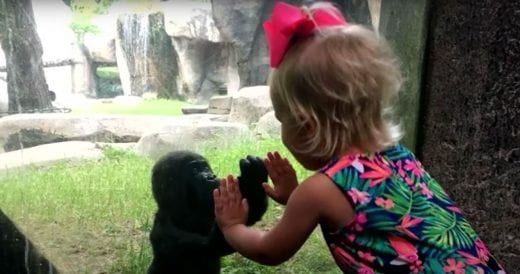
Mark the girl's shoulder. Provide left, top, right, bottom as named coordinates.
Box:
left=320, top=143, right=418, bottom=177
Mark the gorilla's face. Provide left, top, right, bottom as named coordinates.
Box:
left=185, top=158, right=219, bottom=214
left=188, top=159, right=218, bottom=186
left=151, top=151, right=219, bottom=214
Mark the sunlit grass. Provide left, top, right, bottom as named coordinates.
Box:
left=71, top=98, right=195, bottom=116
left=0, top=138, right=340, bottom=273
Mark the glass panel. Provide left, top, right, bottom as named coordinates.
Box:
left=0, top=1, right=429, bottom=273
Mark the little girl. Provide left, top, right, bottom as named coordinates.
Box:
left=213, top=2, right=506, bottom=273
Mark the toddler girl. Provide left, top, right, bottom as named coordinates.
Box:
left=213, top=2, right=506, bottom=273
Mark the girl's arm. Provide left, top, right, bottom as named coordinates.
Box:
left=214, top=173, right=343, bottom=265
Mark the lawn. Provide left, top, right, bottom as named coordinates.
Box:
left=0, top=138, right=340, bottom=273
left=71, top=98, right=196, bottom=116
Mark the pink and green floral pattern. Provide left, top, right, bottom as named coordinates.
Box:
left=320, top=144, right=505, bottom=274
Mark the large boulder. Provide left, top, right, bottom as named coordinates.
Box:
left=255, top=111, right=280, bottom=139
left=228, top=86, right=273, bottom=125
left=0, top=113, right=226, bottom=152
left=135, top=121, right=252, bottom=160
left=208, top=95, right=232, bottom=114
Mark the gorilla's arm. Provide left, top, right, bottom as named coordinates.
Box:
left=237, top=155, right=268, bottom=225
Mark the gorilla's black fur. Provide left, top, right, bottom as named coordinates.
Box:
left=0, top=209, right=59, bottom=274
left=147, top=151, right=268, bottom=274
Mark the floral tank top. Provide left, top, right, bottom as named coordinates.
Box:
left=319, top=144, right=506, bottom=274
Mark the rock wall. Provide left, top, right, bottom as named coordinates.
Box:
left=418, top=0, right=520, bottom=270
left=116, top=12, right=180, bottom=99
left=173, top=37, right=230, bottom=103
left=210, top=0, right=380, bottom=90
left=211, top=0, right=277, bottom=89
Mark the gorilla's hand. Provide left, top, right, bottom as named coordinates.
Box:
left=237, top=155, right=268, bottom=225
left=209, top=156, right=268, bottom=257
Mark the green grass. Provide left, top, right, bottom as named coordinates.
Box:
left=96, top=66, right=120, bottom=80
left=0, top=139, right=340, bottom=274
left=72, top=98, right=195, bottom=116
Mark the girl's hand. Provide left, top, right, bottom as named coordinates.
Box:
left=213, top=175, right=249, bottom=232
left=263, top=151, right=298, bottom=205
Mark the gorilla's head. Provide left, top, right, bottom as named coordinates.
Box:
left=151, top=151, right=218, bottom=211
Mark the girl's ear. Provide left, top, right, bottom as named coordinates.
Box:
left=298, top=115, right=316, bottom=134
left=302, top=123, right=314, bottom=135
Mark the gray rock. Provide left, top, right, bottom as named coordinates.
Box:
left=208, top=95, right=232, bottom=114
left=135, top=121, right=252, bottom=160
left=95, top=142, right=137, bottom=151
left=181, top=105, right=208, bottom=115
left=228, top=86, right=273, bottom=125
left=173, top=37, right=230, bottom=103
left=210, top=0, right=376, bottom=89
left=161, top=2, right=221, bottom=42
left=116, top=12, right=181, bottom=99
left=211, top=0, right=275, bottom=88
left=255, top=111, right=280, bottom=139
left=0, top=113, right=224, bottom=152
left=0, top=141, right=103, bottom=171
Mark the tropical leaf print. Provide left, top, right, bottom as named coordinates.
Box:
left=380, top=144, right=409, bottom=161
left=353, top=233, right=397, bottom=260
left=409, top=190, right=433, bottom=217
left=359, top=157, right=392, bottom=187
left=423, top=174, right=453, bottom=205
left=319, top=144, right=505, bottom=274
left=383, top=177, right=413, bottom=216
left=331, top=166, right=359, bottom=189
left=418, top=244, right=451, bottom=260
left=422, top=203, right=477, bottom=249
left=422, top=259, right=446, bottom=273
left=325, top=155, right=356, bottom=177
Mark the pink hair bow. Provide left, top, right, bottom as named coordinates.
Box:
left=263, top=1, right=347, bottom=68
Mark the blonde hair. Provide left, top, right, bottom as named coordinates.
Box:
left=269, top=3, right=403, bottom=160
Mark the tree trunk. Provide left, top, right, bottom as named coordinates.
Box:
left=0, top=0, right=51, bottom=113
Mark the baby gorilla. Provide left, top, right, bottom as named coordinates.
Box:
left=147, top=151, right=268, bottom=274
